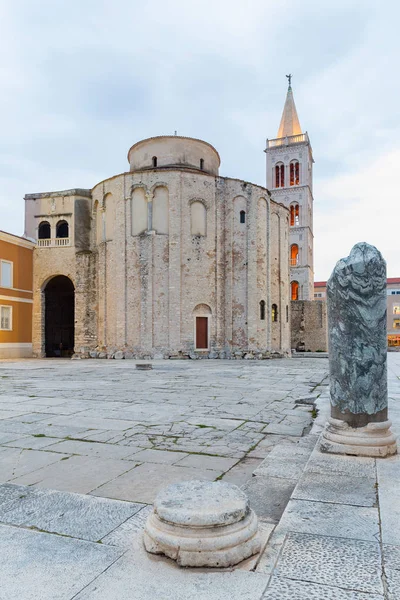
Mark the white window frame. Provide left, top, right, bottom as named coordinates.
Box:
left=0, top=305, right=12, bottom=331
left=0, top=260, right=13, bottom=288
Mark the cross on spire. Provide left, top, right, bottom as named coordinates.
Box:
left=286, top=73, right=292, bottom=88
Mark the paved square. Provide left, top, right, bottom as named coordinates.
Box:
left=0, top=358, right=328, bottom=502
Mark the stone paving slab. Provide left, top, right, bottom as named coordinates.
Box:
left=0, top=447, right=70, bottom=482
left=292, top=471, right=377, bottom=507
left=278, top=498, right=380, bottom=541
left=91, top=462, right=221, bottom=503
left=0, top=523, right=123, bottom=600
left=242, top=476, right=297, bottom=523
left=262, top=577, right=384, bottom=600
left=0, top=484, right=145, bottom=542
left=12, top=455, right=139, bottom=494
left=73, top=548, right=269, bottom=600
left=274, top=532, right=383, bottom=594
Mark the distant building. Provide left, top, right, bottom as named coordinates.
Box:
left=313, top=279, right=400, bottom=348
left=387, top=278, right=400, bottom=348
left=0, top=230, right=34, bottom=358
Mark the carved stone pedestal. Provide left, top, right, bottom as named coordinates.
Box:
left=143, top=480, right=260, bottom=568
left=320, top=418, right=397, bottom=458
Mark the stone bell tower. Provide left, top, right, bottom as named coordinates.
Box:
left=265, top=76, right=315, bottom=301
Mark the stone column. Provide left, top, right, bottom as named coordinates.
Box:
left=320, top=242, right=397, bottom=457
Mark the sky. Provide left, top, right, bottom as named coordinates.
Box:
left=1, top=0, right=399, bottom=280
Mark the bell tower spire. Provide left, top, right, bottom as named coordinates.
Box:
left=277, top=75, right=302, bottom=138
left=265, top=77, right=315, bottom=302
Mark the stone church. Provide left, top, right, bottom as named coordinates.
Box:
left=24, top=83, right=315, bottom=359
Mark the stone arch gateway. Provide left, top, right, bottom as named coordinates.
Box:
left=44, top=275, right=75, bottom=357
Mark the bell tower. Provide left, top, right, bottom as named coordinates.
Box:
left=265, top=76, right=314, bottom=301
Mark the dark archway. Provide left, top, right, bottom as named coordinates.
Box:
left=44, top=276, right=75, bottom=357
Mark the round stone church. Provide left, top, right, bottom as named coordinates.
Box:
left=25, top=134, right=291, bottom=359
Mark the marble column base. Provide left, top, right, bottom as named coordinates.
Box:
left=143, top=508, right=260, bottom=567
left=143, top=480, right=260, bottom=568
left=319, top=417, right=397, bottom=458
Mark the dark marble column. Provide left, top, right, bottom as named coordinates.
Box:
left=320, top=243, right=397, bottom=457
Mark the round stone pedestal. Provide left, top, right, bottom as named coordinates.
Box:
left=320, top=418, right=397, bottom=457
left=143, top=480, right=260, bottom=567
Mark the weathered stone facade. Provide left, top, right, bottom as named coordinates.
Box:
left=290, top=300, right=328, bottom=353
left=25, top=136, right=290, bottom=358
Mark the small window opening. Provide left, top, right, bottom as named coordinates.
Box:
left=290, top=244, right=299, bottom=266
left=275, top=163, right=285, bottom=188
left=240, top=210, right=246, bottom=224
left=152, top=156, right=157, bottom=167
left=290, top=204, right=300, bottom=226
left=291, top=281, right=299, bottom=301
left=260, top=300, right=266, bottom=320
left=56, top=220, right=69, bottom=238
left=286, top=305, right=289, bottom=322
left=272, top=303, right=278, bottom=322
left=38, top=221, right=51, bottom=239
left=290, top=161, right=300, bottom=186
left=200, top=158, right=204, bottom=170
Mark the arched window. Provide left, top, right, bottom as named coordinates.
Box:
left=291, top=281, right=299, bottom=301
left=191, top=201, right=207, bottom=236
left=152, top=156, right=157, bottom=167
left=290, top=204, right=300, bottom=226
left=38, top=221, right=51, bottom=239
left=200, top=158, right=204, bottom=170
left=260, top=300, right=266, bottom=320
left=153, top=186, right=169, bottom=234
left=275, top=163, right=285, bottom=188
left=56, top=220, right=69, bottom=238
left=271, top=303, right=278, bottom=322
left=240, top=210, right=246, bottom=224
left=290, top=161, right=300, bottom=186
left=290, top=244, right=299, bottom=266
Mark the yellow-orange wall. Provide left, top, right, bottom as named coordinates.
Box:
left=0, top=232, right=34, bottom=354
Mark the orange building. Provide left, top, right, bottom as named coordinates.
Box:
left=0, top=230, right=34, bottom=358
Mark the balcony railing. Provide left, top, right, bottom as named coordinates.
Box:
left=37, top=238, right=70, bottom=247
left=267, top=133, right=309, bottom=148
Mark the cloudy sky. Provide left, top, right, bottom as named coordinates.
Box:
left=1, top=0, right=399, bottom=280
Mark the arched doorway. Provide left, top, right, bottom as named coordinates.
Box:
left=44, top=276, right=75, bottom=357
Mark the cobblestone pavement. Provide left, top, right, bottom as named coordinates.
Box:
left=0, top=358, right=328, bottom=503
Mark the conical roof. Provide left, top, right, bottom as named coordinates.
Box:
left=277, top=85, right=302, bottom=138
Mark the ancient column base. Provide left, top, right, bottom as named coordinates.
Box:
left=143, top=480, right=260, bottom=568
left=319, top=417, right=397, bottom=458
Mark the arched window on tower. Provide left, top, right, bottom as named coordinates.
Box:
left=275, top=163, right=285, bottom=188
left=271, top=303, right=278, bottom=322
left=240, top=210, right=246, bottom=224
left=38, top=221, right=51, bottom=240
left=291, top=281, right=299, bottom=301
left=290, top=204, right=300, bottom=226
left=56, top=220, right=69, bottom=238
left=200, top=158, right=204, bottom=170
left=290, top=244, right=299, bottom=266
left=290, top=161, right=300, bottom=186
left=152, top=156, right=157, bottom=167
left=260, top=300, right=266, bottom=320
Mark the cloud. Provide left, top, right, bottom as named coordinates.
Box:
left=0, top=0, right=399, bottom=277
left=314, top=148, right=400, bottom=279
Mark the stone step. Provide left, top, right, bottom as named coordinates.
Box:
left=241, top=435, right=318, bottom=527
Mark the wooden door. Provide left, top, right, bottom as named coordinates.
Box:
left=196, top=317, right=208, bottom=349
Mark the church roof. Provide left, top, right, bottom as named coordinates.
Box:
left=277, top=85, right=302, bottom=139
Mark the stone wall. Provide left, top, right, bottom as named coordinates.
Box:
left=290, top=299, right=328, bottom=352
